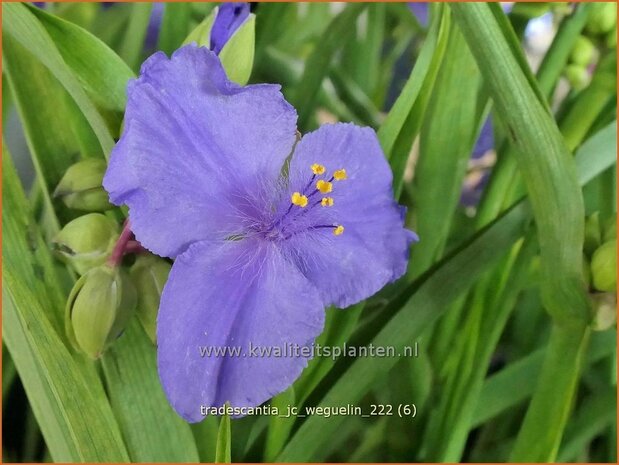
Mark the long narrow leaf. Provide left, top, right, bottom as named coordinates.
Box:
left=3, top=151, right=129, bottom=462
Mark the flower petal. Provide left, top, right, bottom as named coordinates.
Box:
left=103, top=45, right=297, bottom=258
left=157, top=239, right=324, bottom=422
left=285, top=123, right=416, bottom=308
left=210, top=3, right=251, bottom=54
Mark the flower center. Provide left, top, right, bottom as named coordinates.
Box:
left=262, top=163, right=347, bottom=241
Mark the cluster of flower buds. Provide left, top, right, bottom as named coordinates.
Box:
left=565, top=3, right=616, bottom=90
left=583, top=212, right=616, bottom=331
left=54, top=160, right=170, bottom=359
left=54, top=158, right=112, bottom=211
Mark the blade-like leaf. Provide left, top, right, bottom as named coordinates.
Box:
left=292, top=3, right=365, bottom=129
left=3, top=34, right=100, bottom=233
left=377, top=4, right=450, bottom=197
left=3, top=3, right=116, bottom=155
left=2, top=150, right=129, bottom=462
left=158, top=2, right=191, bottom=55
left=118, top=3, right=153, bottom=72
left=215, top=409, right=232, bottom=463
left=101, top=320, right=200, bottom=462
left=29, top=3, right=135, bottom=112
left=409, top=20, right=485, bottom=277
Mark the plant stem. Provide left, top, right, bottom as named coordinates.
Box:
left=108, top=221, right=133, bottom=267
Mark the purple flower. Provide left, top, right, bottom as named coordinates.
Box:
left=408, top=3, right=429, bottom=27
left=210, top=2, right=250, bottom=54
left=144, top=3, right=164, bottom=51
left=103, top=45, right=415, bottom=422
left=471, top=116, right=494, bottom=159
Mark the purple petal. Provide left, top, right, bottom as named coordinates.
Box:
left=283, top=123, right=416, bottom=308
left=408, top=2, right=429, bottom=27
left=157, top=239, right=324, bottom=422
left=144, top=3, right=164, bottom=51
left=103, top=45, right=297, bottom=258
left=472, top=116, right=494, bottom=159
left=210, top=3, right=251, bottom=55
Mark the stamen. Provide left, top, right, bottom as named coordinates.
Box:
left=333, top=169, right=347, bottom=181
left=291, top=192, right=308, bottom=208
left=316, top=180, right=333, bottom=194
left=311, top=163, right=326, bottom=175
left=333, top=225, right=344, bottom=236
left=321, top=197, right=334, bottom=207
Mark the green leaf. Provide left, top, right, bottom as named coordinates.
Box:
left=558, top=387, right=617, bottom=462
left=3, top=3, right=116, bottom=156
left=574, top=121, right=617, bottom=186
left=100, top=320, right=200, bottom=462
left=475, top=4, right=592, bottom=230
left=329, top=67, right=382, bottom=128
left=340, top=4, right=385, bottom=98
left=450, top=5, right=599, bottom=460
left=191, top=416, right=219, bottom=462
left=264, top=387, right=295, bottom=462
left=452, top=3, right=589, bottom=323
left=294, top=304, right=364, bottom=405
left=292, top=4, right=365, bottom=129
left=215, top=408, right=232, bottom=463
left=29, top=3, right=135, bottom=113
left=219, top=15, right=256, bottom=86
left=158, top=2, right=191, bottom=55
left=2, top=149, right=129, bottom=462
left=183, top=8, right=216, bottom=47
left=472, top=330, right=616, bottom=428
left=118, top=3, right=152, bottom=72
left=377, top=4, right=451, bottom=197
left=3, top=33, right=100, bottom=234
left=409, top=20, right=485, bottom=277
left=536, top=4, right=591, bottom=97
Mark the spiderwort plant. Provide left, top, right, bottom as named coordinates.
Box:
left=103, top=44, right=416, bottom=422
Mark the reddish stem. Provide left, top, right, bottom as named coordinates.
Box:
left=108, top=220, right=134, bottom=267
left=124, top=240, right=147, bottom=255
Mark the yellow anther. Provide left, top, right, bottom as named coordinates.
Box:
left=311, top=163, right=326, bottom=175
left=333, top=169, right=347, bottom=181
left=333, top=225, right=344, bottom=236
left=291, top=192, right=308, bottom=208
left=321, top=197, right=334, bottom=207
left=316, top=179, right=333, bottom=194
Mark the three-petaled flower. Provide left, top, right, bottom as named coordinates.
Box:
left=103, top=44, right=417, bottom=422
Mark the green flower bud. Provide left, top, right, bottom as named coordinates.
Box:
left=586, top=3, right=617, bottom=35
left=570, top=36, right=596, bottom=67
left=591, top=292, right=617, bottom=331
left=130, top=254, right=171, bottom=344
left=52, top=214, right=118, bottom=275
left=511, top=2, right=550, bottom=18
left=584, top=212, right=602, bottom=257
left=564, top=64, right=590, bottom=90
left=219, top=14, right=256, bottom=86
left=54, top=158, right=111, bottom=211
left=591, top=239, right=617, bottom=292
left=183, top=8, right=216, bottom=47
left=182, top=8, right=255, bottom=86
left=603, top=215, right=616, bottom=243
left=66, top=265, right=136, bottom=359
